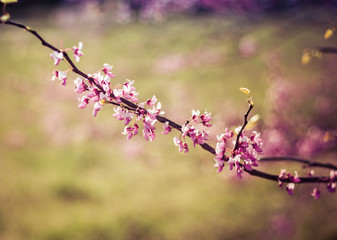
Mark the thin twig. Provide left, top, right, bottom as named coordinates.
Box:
left=317, top=46, right=337, bottom=55
left=260, top=156, right=337, bottom=170
left=233, top=103, right=253, bottom=152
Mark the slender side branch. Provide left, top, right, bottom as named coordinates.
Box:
left=317, top=46, right=337, bottom=55
left=233, top=103, right=253, bottom=151
left=5, top=20, right=60, bottom=52
left=248, top=168, right=330, bottom=183
left=260, top=157, right=337, bottom=170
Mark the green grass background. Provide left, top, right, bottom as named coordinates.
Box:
left=0, top=6, right=337, bottom=240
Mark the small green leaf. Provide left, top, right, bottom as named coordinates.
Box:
left=240, top=87, right=250, bottom=95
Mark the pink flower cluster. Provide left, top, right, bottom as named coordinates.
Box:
left=279, top=169, right=337, bottom=199
left=50, top=43, right=85, bottom=86
left=113, top=79, right=139, bottom=104
left=214, top=130, right=263, bottom=178
left=50, top=51, right=63, bottom=66
left=173, top=109, right=212, bottom=153
left=278, top=169, right=301, bottom=195
left=52, top=70, right=68, bottom=86
left=76, top=66, right=117, bottom=117
left=113, top=95, right=165, bottom=142
left=72, top=42, right=84, bottom=62
left=49, top=43, right=171, bottom=143
left=311, top=188, right=320, bottom=200
left=327, top=170, right=337, bottom=193
left=311, top=170, right=336, bottom=200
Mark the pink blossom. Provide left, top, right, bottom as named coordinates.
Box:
left=191, top=109, right=200, bottom=122
left=192, top=133, right=204, bottom=147
left=181, top=124, right=209, bottom=147
left=50, top=51, right=63, bottom=66
left=173, top=137, right=183, bottom=151
left=148, top=102, right=165, bottom=117
left=224, top=128, right=234, bottom=139
left=228, top=155, right=241, bottom=171
left=217, top=129, right=233, bottom=142
left=182, top=142, right=189, bottom=153
left=214, top=140, right=226, bottom=172
left=243, top=159, right=253, bottom=171
left=279, top=169, right=287, bottom=179
left=146, top=95, right=157, bottom=106
left=142, top=115, right=156, bottom=141
left=89, top=92, right=109, bottom=117
left=181, top=124, right=191, bottom=138
left=327, top=182, right=336, bottom=193
left=311, top=188, right=320, bottom=199
left=181, top=123, right=210, bottom=148
left=74, top=77, right=86, bottom=93
left=214, top=160, right=225, bottom=173
left=93, top=101, right=103, bottom=117
left=215, top=140, right=226, bottom=157
left=286, top=183, right=295, bottom=195
left=200, top=110, right=212, bottom=127
left=195, top=130, right=209, bottom=146
left=239, top=136, right=249, bottom=149
left=102, top=63, right=115, bottom=78
left=213, top=129, right=263, bottom=177
left=330, top=170, right=337, bottom=180
left=112, top=107, right=125, bottom=121
left=173, top=137, right=188, bottom=153
left=52, top=70, right=67, bottom=86
left=72, top=42, right=84, bottom=62
left=112, top=80, right=139, bottom=104
left=327, top=170, right=337, bottom=193
left=112, top=107, right=134, bottom=125
left=292, top=171, right=301, bottom=183
left=85, top=88, right=100, bottom=102
left=278, top=169, right=301, bottom=186
left=306, top=169, right=315, bottom=177
left=122, top=124, right=139, bottom=140
left=93, top=72, right=111, bottom=93
left=78, top=96, right=89, bottom=109
left=251, top=131, right=263, bottom=152
left=236, top=165, right=244, bottom=178
left=122, top=79, right=139, bottom=103
left=162, top=121, right=172, bottom=135
left=113, top=88, right=123, bottom=103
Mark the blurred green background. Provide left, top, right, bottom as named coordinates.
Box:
left=1, top=1, right=337, bottom=240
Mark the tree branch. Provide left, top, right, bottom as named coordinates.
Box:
left=233, top=103, right=253, bottom=151
left=260, top=156, right=337, bottom=170
left=3, top=19, right=336, bottom=186
left=317, top=46, right=337, bottom=55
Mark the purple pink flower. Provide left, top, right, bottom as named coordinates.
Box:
left=52, top=70, right=67, bottom=86
left=311, top=188, right=320, bottom=199
left=50, top=51, right=63, bottom=66
left=162, top=121, right=172, bottom=135
left=72, top=42, right=84, bottom=62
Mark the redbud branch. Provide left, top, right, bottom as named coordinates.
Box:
left=260, top=156, right=337, bottom=170
left=233, top=103, right=254, bottom=152
left=3, top=19, right=335, bottom=185
left=247, top=168, right=330, bottom=183
left=317, top=46, right=337, bottom=55
left=4, top=20, right=60, bottom=52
